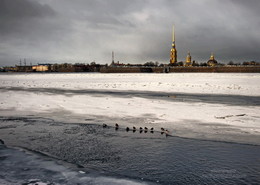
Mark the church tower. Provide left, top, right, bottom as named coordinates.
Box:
left=185, top=51, right=192, bottom=66
left=207, top=52, right=218, bottom=66
left=170, top=25, right=177, bottom=65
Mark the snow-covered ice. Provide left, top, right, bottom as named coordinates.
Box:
left=0, top=73, right=259, bottom=144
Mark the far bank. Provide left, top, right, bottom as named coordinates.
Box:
left=100, top=66, right=260, bottom=73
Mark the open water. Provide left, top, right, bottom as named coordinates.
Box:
left=0, top=116, right=260, bottom=184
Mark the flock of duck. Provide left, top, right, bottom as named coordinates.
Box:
left=102, top=123, right=170, bottom=136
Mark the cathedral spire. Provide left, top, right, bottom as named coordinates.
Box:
left=170, top=25, right=177, bottom=65
left=185, top=51, right=192, bottom=66
left=172, top=25, right=175, bottom=46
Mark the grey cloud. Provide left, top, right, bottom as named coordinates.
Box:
left=0, top=0, right=55, bottom=19
left=47, top=0, right=146, bottom=27
left=0, top=0, right=59, bottom=43
left=0, top=0, right=56, bottom=37
left=0, top=0, right=74, bottom=65
left=0, top=0, right=260, bottom=66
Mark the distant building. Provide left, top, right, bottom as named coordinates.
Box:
left=51, top=63, right=74, bottom=72
left=2, top=66, right=17, bottom=72
left=207, top=53, right=218, bottom=66
left=32, top=64, right=51, bottom=72
left=16, top=65, right=33, bottom=72
left=170, top=25, right=177, bottom=65
left=185, top=52, right=192, bottom=66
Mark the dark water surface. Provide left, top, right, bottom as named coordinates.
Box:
left=0, top=116, right=260, bottom=184
left=1, top=87, right=259, bottom=106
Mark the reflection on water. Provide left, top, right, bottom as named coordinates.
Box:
left=0, top=116, right=259, bottom=184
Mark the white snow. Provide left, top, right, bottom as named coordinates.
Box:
left=0, top=73, right=259, bottom=96
left=0, top=73, right=259, bottom=144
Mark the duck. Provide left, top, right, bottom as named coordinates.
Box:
left=102, top=123, right=107, bottom=128
left=150, top=127, right=154, bottom=131
left=161, top=127, right=165, bottom=131
left=115, top=123, right=119, bottom=130
left=126, top=127, right=130, bottom=131
left=133, top=126, right=136, bottom=132
left=139, top=127, right=143, bottom=130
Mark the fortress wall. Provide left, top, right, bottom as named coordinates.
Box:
left=100, top=67, right=164, bottom=73
left=169, top=67, right=214, bottom=73
left=100, top=66, right=260, bottom=73
left=170, top=66, right=260, bottom=73
left=215, top=66, right=260, bottom=73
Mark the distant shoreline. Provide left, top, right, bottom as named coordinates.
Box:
left=1, top=65, right=260, bottom=73
left=100, top=66, right=260, bottom=73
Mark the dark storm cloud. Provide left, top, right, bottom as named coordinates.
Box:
left=0, top=0, right=55, bottom=37
left=0, top=0, right=55, bottom=18
left=0, top=0, right=260, bottom=66
left=0, top=0, right=74, bottom=65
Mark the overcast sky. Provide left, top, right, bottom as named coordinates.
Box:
left=0, top=0, right=260, bottom=66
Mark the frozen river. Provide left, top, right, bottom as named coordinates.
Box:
left=0, top=73, right=259, bottom=144
left=0, top=73, right=260, bottom=184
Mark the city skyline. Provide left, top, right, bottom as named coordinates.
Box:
left=1, top=0, right=260, bottom=66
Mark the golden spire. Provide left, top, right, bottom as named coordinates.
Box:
left=170, top=25, right=177, bottom=64
left=210, top=52, right=215, bottom=60
left=172, top=25, right=175, bottom=46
